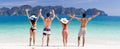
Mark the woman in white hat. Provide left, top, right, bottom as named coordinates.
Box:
left=25, top=9, right=39, bottom=46
left=56, top=14, right=74, bottom=47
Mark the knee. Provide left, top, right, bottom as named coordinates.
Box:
left=82, top=36, right=85, bottom=38
left=30, top=37, right=32, bottom=39
left=47, top=36, right=50, bottom=39
left=47, top=35, right=50, bottom=37
left=78, top=37, right=80, bottom=40
left=33, top=39, right=35, bottom=41
left=30, top=36, right=32, bottom=38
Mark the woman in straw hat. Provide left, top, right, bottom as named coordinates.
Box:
left=55, top=14, right=74, bottom=47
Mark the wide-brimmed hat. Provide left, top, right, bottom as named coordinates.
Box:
left=29, top=15, right=37, bottom=21
left=60, top=18, right=68, bottom=24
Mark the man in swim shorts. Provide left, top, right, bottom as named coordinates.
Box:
left=43, top=28, right=51, bottom=35
left=70, top=12, right=100, bottom=47
left=38, top=9, right=55, bottom=46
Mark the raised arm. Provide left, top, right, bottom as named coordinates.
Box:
left=74, top=17, right=81, bottom=20
left=55, top=15, right=62, bottom=24
left=56, top=15, right=60, bottom=21
left=88, top=12, right=100, bottom=21
left=35, top=16, right=39, bottom=23
left=38, top=9, right=44, bottom=20
left=25, top=9, right=30, bottom=19
left=51, top=9, right=55, bottom=20
left=67, top=14, right=75, bottom=24
left=68, top=14, right=81, bottom=20
left=25, top=9, right=32, bottom=26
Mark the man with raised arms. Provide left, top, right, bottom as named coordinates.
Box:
left=70, top=12, right=100, bottom=47
left=38, top=9, right=55, bottom=46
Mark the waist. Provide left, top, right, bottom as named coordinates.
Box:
left=44, top=28, right=51, bottom=31
left=31, top=27, right=36, bottom=29
left=62, top=28, right=68, bottom=31
left=63, top=27, right=68, bottom=30
left=44, top=26, right=50, bottom=28
left=80, top=27, right=87, bottom=30
left=81, top=26, right=86, bottom=28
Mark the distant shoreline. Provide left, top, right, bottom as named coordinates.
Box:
left=0, top=5, right=107, bottom=16
left=1, top=15, right=120, bottom=17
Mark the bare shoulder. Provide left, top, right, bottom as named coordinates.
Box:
left=80, top=18, right=88, bottom=21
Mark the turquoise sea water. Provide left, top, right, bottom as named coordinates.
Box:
left=0, top=15, right=120, bottom=46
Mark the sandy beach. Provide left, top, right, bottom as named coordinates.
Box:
left=0, top=43, right=120, bottom=49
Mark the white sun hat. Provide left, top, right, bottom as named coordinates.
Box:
left=29, top=15, right=37, bottom=21
left=60, top=18, right=69, bottom=24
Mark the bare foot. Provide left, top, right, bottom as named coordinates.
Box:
left=41, top=45, right=43, bottom=47
left=29, top=44, right=31, bottom=46
left=47, top=44, right=49, bottom=46
left=78, top=45, right=80, bottom=47
left=82, top=45, right=84, bottom=47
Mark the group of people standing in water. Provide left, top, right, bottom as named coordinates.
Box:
left=25, top=9, right=100, bottom=47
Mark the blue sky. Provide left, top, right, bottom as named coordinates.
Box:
left=0, top=0, right=120, bottom=16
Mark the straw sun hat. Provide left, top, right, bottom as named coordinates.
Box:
left=60, top=18, right=69, bottom=24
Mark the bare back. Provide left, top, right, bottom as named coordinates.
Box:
left=31, top=23, right=36, bottom=27
left=61, top=23, right=68, bottom=30
left=43, top=18, right=52, bottom=28
left=79, top=18, right=89, bottom=28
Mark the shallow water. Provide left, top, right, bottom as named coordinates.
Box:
left=0, top=16, right=120, bottom=46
